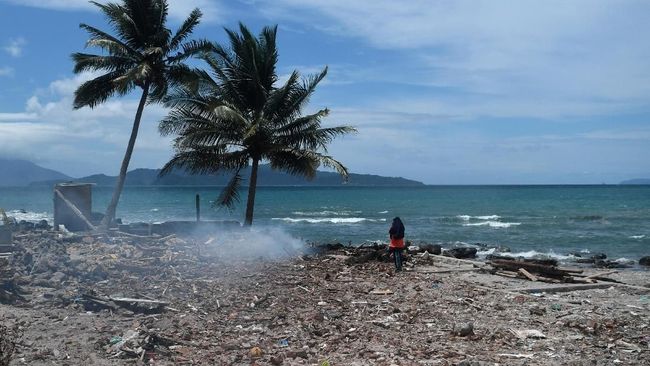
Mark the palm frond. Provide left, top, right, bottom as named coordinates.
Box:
left=73, top=71, right=126, bottom=109
left=267, top=149, right=320, bottom=179
left=272, top=67, right=328, bottom=126
left=71, top=53, right=132, bottom=73
left=79, top=24, right=140, bottom=59
left=169, top=8, right=202, bottom=50
left=215, top=171, right=242, bottom=210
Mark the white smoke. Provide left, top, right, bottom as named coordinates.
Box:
left=193, top=225, right=306, bottom=261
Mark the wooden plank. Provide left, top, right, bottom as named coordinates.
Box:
left=495, top=270, right=519, bottom=278
left=0, top=245, right=14, bottom=253
left=415, top=266, right=478, bottom=274
left=429, top=254, right=486, bottom=268
left=585, top=270, right=618, bottom=280
left=510, top=283, right=614, bottom=293
left=518, top=268, right=538, bottom=281
left=489, top=259, right=574, bottom=278
left=54, top=189, right=97, bottom=231
left=110, top=297, right=168, bottom=306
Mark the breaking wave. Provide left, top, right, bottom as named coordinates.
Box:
left=272, top=217, right=386, bottom=224
left=291, top=210, right=362, bottom=216
left=463, top=221, right=520, bottom=228
left=457, top=214, right=501, bottom=221
left=629, top=235, right=646, bottom=239
left=5, top=210, right=52, bottom=223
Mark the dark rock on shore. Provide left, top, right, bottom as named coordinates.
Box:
left=573, top=252, right=607, bottom=264
left=639, top=256, right=650, bottom=266
left=475, top=242, right=511, bottom=253
left=594, top=259, right=630, bottom=269
left=486, top=254, right=558, bottom=267
left=420, top=244, right=442, bottom=255
left=444, top=247, right=477, bottom=259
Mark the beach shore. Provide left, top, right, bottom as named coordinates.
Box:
left=1, top=231, right=649, bottom=365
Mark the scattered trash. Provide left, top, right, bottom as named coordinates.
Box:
left=1, top=229, right=648, bottom=365
left=370, top=289, right=394, bottom=295
left=509, top=328, right=547, bottom=340
left=249, top=346, right=263, bottom=358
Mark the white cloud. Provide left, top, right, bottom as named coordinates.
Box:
left=0, top=66, right=14, bottom=77
left=260, top=0, right=650, bottom=119
left=3, top=37, right=26, bottom=57
left=1, top=0, right=222, bottom=23
left=0, top=112, right=37, bottom=122
left=0, top=72, right=172, bottom=176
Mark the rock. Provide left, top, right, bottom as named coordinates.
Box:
left=458, top=361, right=490, bottom=366
left=529, top=305, right=546, bottom=315
left=594, top=259, right=629, bottom=269
left=454, top=322, right=474, bottom=337
left=639, top=256, right=650, bottom=266
left=421, top=244, right=442, bottom=255
left=35, top=220, right=50, bottom=230
left=574, top=253, right=607, bottom=264
left=444, top=247, right=477, bottom=259
left=50, top=271, right=66, bottom=284
left=249, top=346, right=263, bottom=358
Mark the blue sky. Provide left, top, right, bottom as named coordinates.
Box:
left=0, top=0, right=649, bottom=184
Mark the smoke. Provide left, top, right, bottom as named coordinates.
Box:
left=192, top=225, right=307, bottom=261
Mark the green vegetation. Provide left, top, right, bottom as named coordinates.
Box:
left=71, top=0, right=209, bottom=227
left=159, top=24, right=355, bottom=225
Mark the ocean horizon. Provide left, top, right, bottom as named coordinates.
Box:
left=1, top=184, right=648, bottom=263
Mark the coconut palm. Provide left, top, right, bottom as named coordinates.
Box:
left=72, top=0, right=209, bottom=227
left=159, top=23, right=356, bottom=225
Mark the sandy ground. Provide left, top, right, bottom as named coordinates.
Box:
left=1, top=231, right=649, bottom=365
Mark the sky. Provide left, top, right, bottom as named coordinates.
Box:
left=0, top=0, right=649, bottom=184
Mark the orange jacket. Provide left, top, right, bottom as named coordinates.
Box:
left=389, top=237, right=405, bottom=249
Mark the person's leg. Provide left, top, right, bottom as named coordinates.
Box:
left=395, top=249, right=403, bottom=271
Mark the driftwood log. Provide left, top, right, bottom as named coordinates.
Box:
left=488, top=259, right=581, bottom=278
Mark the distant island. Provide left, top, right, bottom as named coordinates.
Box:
left=620, top=178, right=650, bottom=185
left=0, top=159, right=72, bottom=186
left=0, top=159, right=423, bottom=187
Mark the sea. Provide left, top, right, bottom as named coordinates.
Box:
left=1, top=185, right=649, bottom=262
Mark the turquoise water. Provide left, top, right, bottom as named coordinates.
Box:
left=1, top=185, right=649, bottom=260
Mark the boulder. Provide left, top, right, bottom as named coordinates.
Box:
left=639, top=256, right=650, bottom=266
left=453, top=322, right=474, bottom=337
left=574, top=253, right=607, bottom=264
left=444, top=247, right=477, bottom=259
left=421, top=244, right=442, bottom=255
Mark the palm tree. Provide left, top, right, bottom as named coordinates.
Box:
left=159, top=23, right=356, bottom=226
left=72, top=0, right=209, bottom=227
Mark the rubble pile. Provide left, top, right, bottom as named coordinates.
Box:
left=0, top=230, right=648, bottom=365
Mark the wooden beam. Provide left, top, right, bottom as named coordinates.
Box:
left=54, top=189, right=96, bottom=231
left=429, top=254, right=486, bottom=268
left=489, top=259, right=575, bottom=278
left=518, top=268, right=538, bottom=281
left=415, top=266, right=478, bottom=273
left=509, top=283, right=614, bottom=293
left=585, top=270, right=618, bottom=280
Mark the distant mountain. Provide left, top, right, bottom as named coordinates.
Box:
left=31, top=165, right=424, bottom=187
left=620, top=178, right=650, bottom=185
left=0, top=159, right=71, bottom=186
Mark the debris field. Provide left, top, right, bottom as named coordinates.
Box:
left=1, top=229, right=649, bottom=365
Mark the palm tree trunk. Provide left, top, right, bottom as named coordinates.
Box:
left=100, top=83, right=150, bottom=228
left=244, top=158, right=259, bottom=226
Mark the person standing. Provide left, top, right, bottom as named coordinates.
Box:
left=388, top=217, right=406, bottom=271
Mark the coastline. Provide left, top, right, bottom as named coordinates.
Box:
left=1, top=230, right=648, bottom=365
